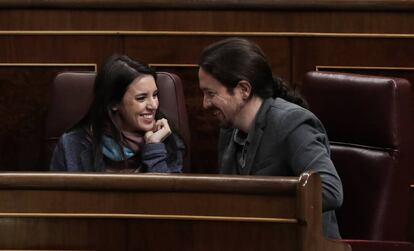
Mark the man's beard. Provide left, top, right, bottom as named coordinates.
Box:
left=213, top=100, right=246, bottom=129
left=210, top=108, right=231, bottom=129
left=218, top=116, right=232, bottom=129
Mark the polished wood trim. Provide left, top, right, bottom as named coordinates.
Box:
left=149, top=63, right=199, bottom=68
left=316, top=66, right=414, bottom=71
left=0, top=0, right=414, bottom=11
left=0, top=213, right=299, bottom=223
left=1, top=30, right=414, bottom=39
left=0, top=63, right=97, bottom=71
left=0, top=173, right=298, bottom=194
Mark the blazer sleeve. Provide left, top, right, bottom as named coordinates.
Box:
left=141, top=134, right=184, bottom=173
left=282, top=108, right=343, bottom=212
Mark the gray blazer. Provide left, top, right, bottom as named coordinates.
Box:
left=218, top=98, right=343, bottom=239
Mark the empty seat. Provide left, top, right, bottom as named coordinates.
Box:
left=303, top=71, right=413, bottom=241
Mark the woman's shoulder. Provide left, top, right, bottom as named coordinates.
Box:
left=59, top=128, right=91, bottom=146
left=52, top=127, right=94, bottom=172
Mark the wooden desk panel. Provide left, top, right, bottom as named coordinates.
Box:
left=0, top=172, right=350, bottom=251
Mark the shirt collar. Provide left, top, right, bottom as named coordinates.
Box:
left=233, top=124, right=256, bottom=146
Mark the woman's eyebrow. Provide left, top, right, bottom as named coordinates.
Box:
left=134, top=92, right=147, bottom=97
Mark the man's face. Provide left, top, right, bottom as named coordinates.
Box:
left=198, top=67, right=245, bottom=128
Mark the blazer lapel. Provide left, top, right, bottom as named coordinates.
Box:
left=80, top=142, right=95, bottom=171
left=241, top=98, right=273, bottom=175
left=241, top=128, right=263, bottom=175
left=220, top=131, right=238, bottom=174
left=79, top=138, right=104, bottom=172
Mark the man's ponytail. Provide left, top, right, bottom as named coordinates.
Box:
left=272, top=77, right=308, bottom=109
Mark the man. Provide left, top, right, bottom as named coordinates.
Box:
left=198, top=37, right=343, bottom=239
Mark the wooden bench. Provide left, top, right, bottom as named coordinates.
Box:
left=0, top=171, right=350, bottom=251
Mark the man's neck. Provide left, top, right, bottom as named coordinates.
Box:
left=235, top=96, right=263, bottom=133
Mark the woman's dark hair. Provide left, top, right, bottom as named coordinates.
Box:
left=74, top=54, right=178, bottom=170
left=199, top=37, right=307, bottom=108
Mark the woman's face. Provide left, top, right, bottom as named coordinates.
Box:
left=114, top=74, right=159, bottom=133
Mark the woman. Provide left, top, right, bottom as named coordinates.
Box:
left=50, top=54, right=184, bottom=173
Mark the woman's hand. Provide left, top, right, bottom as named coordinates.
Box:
left=144, top=118, right=172, bottom=144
